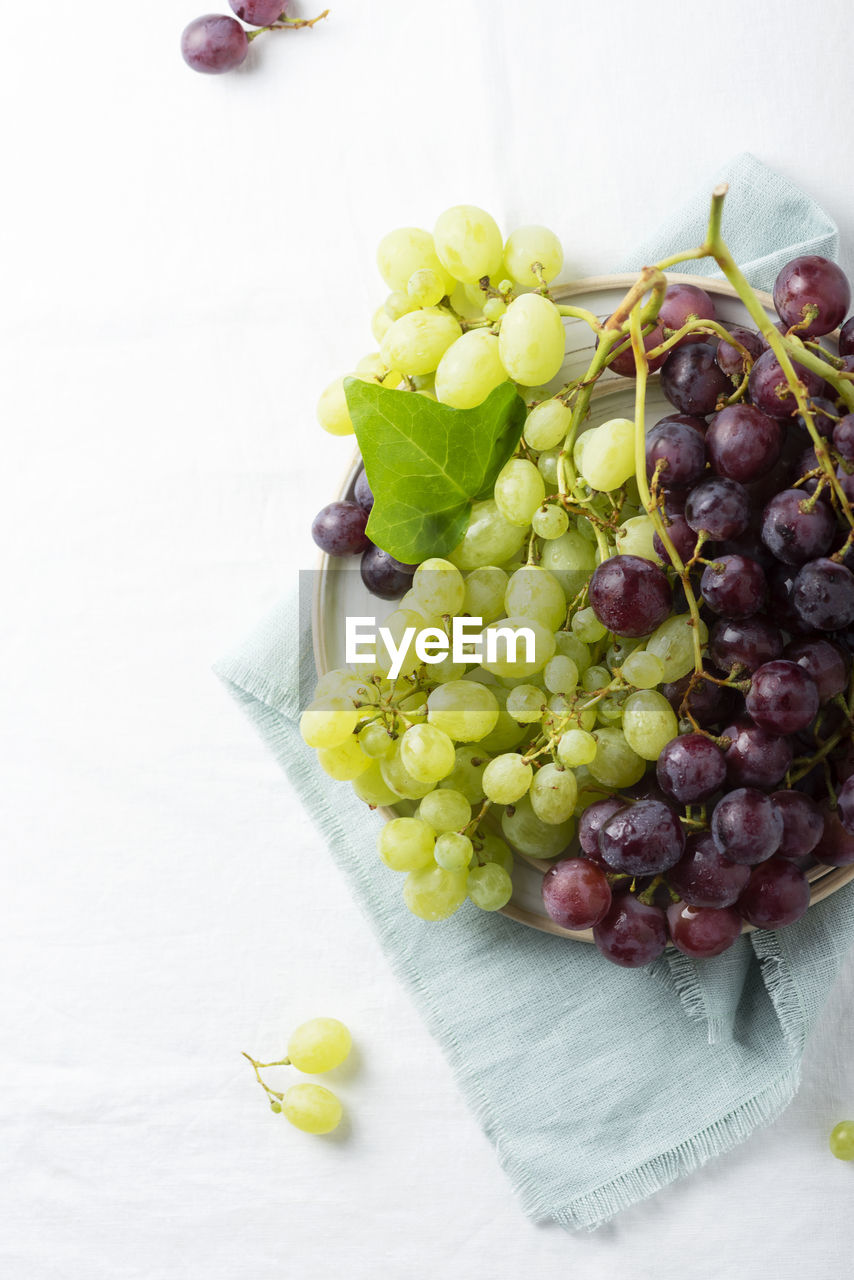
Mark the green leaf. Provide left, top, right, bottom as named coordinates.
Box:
left=344, top=379, right=527, bottom=564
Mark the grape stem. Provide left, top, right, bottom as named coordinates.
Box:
left=247, top=9, right=330, bottom=40
left=242, top=1051, right=290, bottom=1105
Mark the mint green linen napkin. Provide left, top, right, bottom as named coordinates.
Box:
left=216, top=156, right=854, bottom=1230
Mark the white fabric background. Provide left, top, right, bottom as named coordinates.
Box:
left=5, top=1, right=854, bottom=1275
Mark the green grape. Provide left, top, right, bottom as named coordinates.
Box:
left=581, top=664, right=611, bottom=692
left=316, top=376, right=355, bottom=437
left=377, top=226, right=455, bottom=295
left=418, top=788, right=471, bottom=834
left=573, top=427, right=592, bottom=476
left=588, top=727, right=646, bottom=788
left=572, top=607, right=608, bottom=644
left=646, top=615, right=709, bottom=682
left=483, top=296, right=506, bottom=322
left=622, top=649, right=665, bottom=690
left=313, top=668, right=370, bottom=703
left=433, top=205, right=504, bottom=284
left=537, top=446, right=561, bottom=488
left=548, top=693, right=573, bottom=717
left=530, top=763, right=578, bottom=824
left=358, top=720, right=395, bottom=758
left=544, top=655, right=579, bottom=694
left=435, top=831, right=474, bottom=871
left=463, top=565, right=509, bottom=624
left=615, top=514, right=660, bottom=563
left=503, top=225, right=564, bottom=287
left=427, top=680, right=500, bottom=741
left=554, top=631, right=592, bottom=673
left=476, top=833, right=514, bottom=874
left=439, top=744, right=490, bottom=803
left=287, top=1018, right=352, bottom=1073
left=407, top=267, right=446, bottom=307
left=371, top=304, right=393, bottom=344
left=449, top=499, right=528, bottom=570
left=501, top=793, right=575, bottom=857
left=504, top=565, right=566, bottom=630
left=479, top=616, right=556, bottom=678
left=380, top=744, right=436, bottom=799
left=482, top=752, right=533, bottom=804
left=385, top=290, right=419, bottom=320
left=532, top=504, right=569, bottom=541
left=506, top=684, right=546, bottom=723
left=434, top=330, right=507, bottom=409
left=403, top=864, right=468, bottom=920
left=540, top=528, right=597, bottom=599
left=571, top=767, right=601, bottom=815
left=352, top=761, right=400, bottom=808
left=605, top=635, right=643, bottom=670
left=576, top=515, right=598, bottom=544
left=354, top=352, right=402, bottom=387
left=597, top=691, right=627, bottom=724
left=317, top=737, right=372, bottom=781
left=579, top=418, right=636, bottom=491
left=448, top=280, right=484, bottom=321
left=498, top=293, right=566, bottom=386
left=299, top=697, right=361, bottom=750
left=429, top=652, right=467, bottom=683
left=398, top=691, right=429, bottom=724
left=411, top=558, right=466, bottom=616
left=463, top=282, right=488, bottom=307
left=399, top=723, right=456, bottom=784
left=622, top=690, right=678, bottom=761
left=524, top=398, right=572, bottom=451
left=557, top=728, right=597, bottom=767
left=829, top=1121, right=854, bottom=1160
left=378, top=816, right=436, bottom=871
left=381, top=308, right=462, bottom=376
left=467, top=862, right=513, bottom=911
left=398, top=588, right=433, bottom=620
left=476, top=684, right=529, bottom=753
left=282, top=1083, right=343, bottom=1135
left=493, top=459, right=546, bottom=527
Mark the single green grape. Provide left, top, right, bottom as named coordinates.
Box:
left=557, top=728, right=598, bottom=767
left=384, top=290, right=418, bottom=320
left=317, top=737, right=372, bottom=782
left=435, top=831, right=474, bottom=871
left=467, top=862, right=513, bottom=911
left=615, top=514, right=660, bottom=564
left=316, top=376, right=355, bottom=437
left=351, top=761, right=400, bottom=809
left=418, top=788, right=471, bottom=834
left=537, top=446, right=561, bottom=487
left=544, top=655, right=579, bottom=695
left=532, top=504, right=569, bottom=541
left=434, top=330, right=507, bottom=408
left=498, top=293, right=565, bottom=386
left=380, top=744, right=436, bottom=800
left=646, top=614, right=709, bottom=682
left=282, top=1083, right=343, bottom=1135
left=483, top=296, right=506, bottom=322
left=829, top=1121, right=854, bottom=1160
left=530, top=763, right=577, bottom=824
left=482, top=753, right=533, bottom=804
left=399, top=723, right=456, bottom=784
left=503, top=225, right=564, bottom=286
left=376, top=226, right=455, bottom=294
left=579, top=417, right=636, bottom=491
left=493, top=459, right=546, bottom=528
left=433, top=205, right=504, bottom=284
left=479, top=616, right=556, bottom=678
left=572, top=607, right=608, bottom=644
left=354, top=352, right=401, bottom=387
left=287, top=1018, right=352, bottom=1074
left=449, top=499, right=528, bottom=570
left=622, top=649, right=666, bottom=690
left=501, top=793, right=575, bottom=857
left=476, top=834, right=514, bottom=875
left=588, top=727, right=646, bottom=788
left=540, top=530, right=598, bottom=605
left=581, top=664, right=611, bottom=693
left=358, top=720, right=395, bottom=759
left=438, top=744, right=490, bottom=803
left=504, top=565, right=566, bottom=630
left=597, top=691, right=627, bottom=725
left=403, top=864, right=468, bottom=920
left=412, top=558, right=466, bottom=616
left=380, top=308, right=462, bottom=376
left=524, top=398, right=572, bottom=451
left=377, top=817, right=436, bottom=871
left=299, top=697, right=361, bottom=750
left=506, top=683, right=546, bottom=723
left=407, top=267, right=445, bottom=307
left=463, top=565, right=509, bottom=624
left=427, top=680, right=500, bottom=742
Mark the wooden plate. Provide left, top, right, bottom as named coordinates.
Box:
left=312, top=273, right=854, bottom=942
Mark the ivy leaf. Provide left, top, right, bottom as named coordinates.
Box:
left=344, top=379, right=527, bottom=564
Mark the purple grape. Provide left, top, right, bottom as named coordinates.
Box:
left=760, top=489, right=835, bottom=565
left=607, top=326, right=667, bottom=377
left=653, top=514, right=701, bottom=566
left=837, top=777, right=854, bottom=836
left=748, top=348, right=826, bottom=417
left=705, top=404, right=782, bottom=483
left=667, top=832, right=751, bottom=908
left=710, top=616, right=783, bottom=674
left=715, top=325, right=765, bottom=379
left=711, top=788, right=783, bottom=865
left=791, top=446, right=821, bottom=494
left=771, top=791, right=824, bottom=860
left=353, top=467, right=374, bottom=512
left=814, top=802, right=854, bottom=865
left=657, top=412, right=709, bottom=436
left=792, top=558, right=854, bottom=631
left=656, top=733, right=726, bottom=804
left=311, top=501, right=370, bottom=556
left=744, top=660, right=820, bottom=735
left=784, top=637, right=848, bottom=702
left=738, top=858, right=810, bottom=929
left=701, top=554, right=767, bottom=620
left=598, top=799, right=685, bottom=875
left=578, top=797, right=625, bottom=862
left=181, top=15, right=249, bottom=73
left=767, top=564, right=811, bottom=633
left=661, top=672, right=737, bottom=727
left=722, top=719, right=793, bottom=789
left=658, top=283, right=717, bottom=345
left=667, top=902, right=742, bottom=958
left=794, top=396, right=837, bottom=440
left=592, top=894, right=668, bottom=967
left=834, top=415, right=854, bottom=461
left=660, top=343, right=732, bottom=415
left=230, top=0, right=287, bottom=24
left=360, top=545, right=416, bottom=599
left=685, top=477, right=749, bottom=540
left=588, top=555, right=672, bottom=638
left=773, top=256, right=851, bottom=338
left=837, top=463, right=854, bottom=504
left=542, top=858, right=612, bottom=929
left=645, top=419, right=706, bottom=488
left=840, top=317, right=854, bottom=358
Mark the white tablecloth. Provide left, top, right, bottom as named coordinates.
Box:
left=5, top=1, right=854, bottom=1275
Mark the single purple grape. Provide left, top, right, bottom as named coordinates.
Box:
left=711, top=788, right=783, bottom=865
left=592, top=894, right=668, bottom=967
left=715, top=325, right=765, bottom=379
left=701, top=554, right=767, bottom=620
left=598, top=799, right=686, bottom=876
left=660, top=343, right=731, bottom=415
left=588, top=555, right=671, bottom=638
left=230, top=0, right=288, bottom=24
left=658, top=283, right=717, bottom=345
left=353, top=467, right=374, bottom=512
left=709, top=616, right=783, bottom=673
left=181, top=15, right=249, bottom=73
left=607, top=326, right=666, bottom=377
left=705, top=404, right=782, bottom=484
left=748, top=348, right=826, bottom=417
left=792, top=558, right=854, bottom=631
left=656, top=733, right=726, bottom=804
left=360, top=545, right=416, bottom=599
left=722, top=719, right=793, bottom=790
left=311, top=501, right=370, bottom=556
left=738, top=858, right=810, bottom=929
left=667, top=832, right=751, bottom=908
left=653, top=514, right=701, bottom=567
left=760, top=489, right=835, bottom=565
left=667, top=902, right=743, bottom=958
left=837, top=463, right=854, bottom=504
left=744, top=660, right=820, bottom=735
left=771, top=791, right=824, bottom=860
left=656, top=412, right=709, bottom=436
left=542, top=858, right=612, bottom=929
left=685, top=477, right=750, bottom=540
left=833, top=415, right=854, bottom=461
left=645, top=419, right=706, bottom=488
left=773, top=256, right=851, bottom=338
left=661, top=672, right=737, bottom=728
left=839, top=317, right=854, bottom=358
left=814, top=801, right=854, bottom=865
left=578, top=797, right=625, bottom=863
left=784, top=637, right=848, bottom=703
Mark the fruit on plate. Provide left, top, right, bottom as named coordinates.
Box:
left=300, top=188, right=854, bottom=965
